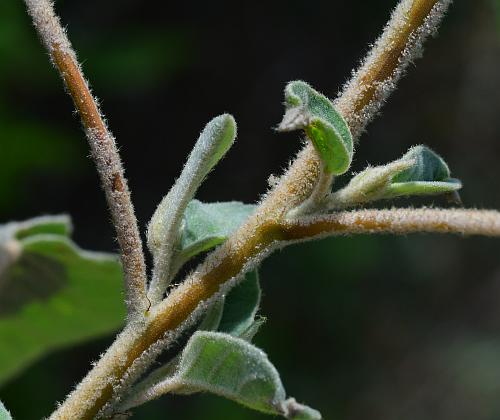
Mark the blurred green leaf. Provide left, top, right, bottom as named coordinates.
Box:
left=149, top=331, right=321, bottom=419
left=0, top=400, right=12, bottom=420
left=278, top=80, right=353, bottom=175
left=0, top=216, right=125, bottom=385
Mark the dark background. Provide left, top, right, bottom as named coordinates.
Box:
left=2, top=0, right=500, bottom=418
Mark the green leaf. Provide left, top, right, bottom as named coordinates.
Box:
left=386, top=145, right=462, bottom=198
left=199, top=298, right=226, bottom=332
left=152, top=331, right=321, bottom=419
left=278, top=80, right=353, bottom=175
left=329, top=145, right=462, bottom=208
left=175, top=200, right=256, bottom=265
left=13, top=215, right=72, bottom=240
left=147, top=114, right=237, bottom=256
left=0, top=216, right=125, bottom=385
left=219, top=270, right=261, bottom=337
left=0, top=401, right=12, bottom=420
left=200, top=270, right=261, bottom=337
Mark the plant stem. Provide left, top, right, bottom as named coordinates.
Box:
left=35, top=0, right=456, bottom=417
left=23, top=0, right=148, bottom=317
left=335, top=0, right=453, bottom=139
left=282, top=208, right=500, bottom=239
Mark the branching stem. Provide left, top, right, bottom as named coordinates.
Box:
left=22, top=0, right=465, bottom=418
left=24, top=0, right=148, bottom=316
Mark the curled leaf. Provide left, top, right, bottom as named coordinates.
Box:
left=147, top=114, right=237, bottom=256
left=278, top=80, right=353, bottom=175
left=386, top=145, right=462, bottom=198
left=147, top=115, right=237, bottom=301
left=329, top=145, right=462, bottom=208
left=121, top=331, right=321, bottom=419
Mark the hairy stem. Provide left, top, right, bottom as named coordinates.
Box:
left=282, top=208, right=500, bottom=239
left=23, top=0, right=148, bottom=316
left=335, top=0, right=453, bottom=138
left=40, top=0, right=455, bottom=418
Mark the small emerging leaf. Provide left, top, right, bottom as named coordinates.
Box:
left=0, top=401, right=12, bottom=420
left=329, top=145, right=462, bottom=208
left=136, top=331, right=321, bottom=419
left=174, top=200, right=256, bottom=266
left=386, top=145, right=462, bottom=198
left=147, top=114, right=237, bottom=256
left=147, top=115, right=237, bottom=299
left=278, top=80, right=353, bottom=175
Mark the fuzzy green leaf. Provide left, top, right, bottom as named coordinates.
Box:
left=278, top=80, right=353, bottom=175
left=329, top=145, right=462, bottom=208
left=165, top=331, right=321, bottom=419
left=219, top=270, right=261, bottom=337
left=386, top=145, right=462, bottom=198
left=0, top=216, right=125, bottom=385
left=199, top=298, right=226, bottom=332
left=0, top=401, right=12, bottom=420
left=175, top=200, right=256, bottom=265
left=200, top=270, right=261, bottom=337
left=147, top=114, right=237, bottom=256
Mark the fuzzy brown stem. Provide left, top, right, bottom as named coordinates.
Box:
left=282, top=208, right=500, bottom=239
left=335, top=0, right=452, bottom=138
left=24, top=0, right=148, bottom=316
left=39, top=0, right=455, bottom=418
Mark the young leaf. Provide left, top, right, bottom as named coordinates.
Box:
left=174, top=200, right=256, bottom=268
left=329, top=145, right=462, bottom=208
left=219, top=270, right=261, bottom=337
left=121, top=331, right=321, bottom=419
left=0, top=216, right=125, bottom=385
left=147, top=115, right=238, bottom=301
left=0, top=401, right=12, bottom=420
left=386, top=145, right=462, bottom=198
left=147, top=114, right=237, bottom=257
left=278, top=80, right=353, bottom=175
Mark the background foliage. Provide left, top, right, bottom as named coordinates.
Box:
left=1, top=0, right=500, bottom=418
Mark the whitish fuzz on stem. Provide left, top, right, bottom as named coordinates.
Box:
left=28, top=0, right=458, bottom=418
left=282, top=208, right=500, bottom=240
left=23, top=0, right=148, bottom=317
left=335, top=0, right=453, bottom=139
